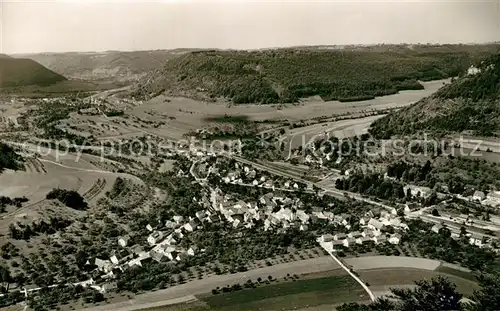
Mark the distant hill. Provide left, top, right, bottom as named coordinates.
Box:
left=369, top=53, right=500, bottom=138
left=131, top=44, right=500, bottom=104
left=0, top=57, right=67, bottom=88
left=16, top=50, right=196, bottom=82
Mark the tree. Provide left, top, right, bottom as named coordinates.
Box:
left=392, top=277, right=462, bottom=311
left=0, top=265, right=12, bottom=292
left=338, top=277, right=462, bottom=311
left=464, top=274, right=500, bottom=311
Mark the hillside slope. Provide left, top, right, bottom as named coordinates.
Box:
left=369, top=53, right=500, bottom=138
left=0, top=57, right=67, bottom=87
left=17, top=50, right=194, bottom=82
left=132, top=44, right=500, bottom=104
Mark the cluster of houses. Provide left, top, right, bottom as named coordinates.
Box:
left=318, top=208, right=407, bottom=252
left=91, top=202, right=215, bottom=286
left=219, top=162, right=302, bottom=191
left=470, top=190, right=500, bottom=208
left=431, top=223, right=499, bottom=251
left=210, top=188, right=309, bottom=231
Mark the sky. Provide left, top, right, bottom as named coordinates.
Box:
left=1, top=0, right=500, bottom=54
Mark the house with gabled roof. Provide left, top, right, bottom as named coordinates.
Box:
left=367, top=218, right=385, bottom=232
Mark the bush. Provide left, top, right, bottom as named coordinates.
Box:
left=46, top=189, right=87, bottom=210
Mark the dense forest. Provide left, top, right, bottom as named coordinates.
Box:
left=370, top=53, right=500, bottom=138
left=0, top=143, right=23, bottom=172
left=133, top=45, right=499, bottom=104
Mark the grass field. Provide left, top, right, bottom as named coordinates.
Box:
left=197, top=275, right=368, bottom=311
left=435, top=265, right=477, bottom=282
left=360, top=267, right=479, bottom=297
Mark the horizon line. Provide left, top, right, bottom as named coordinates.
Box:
left=8, top=41, right=500, bottom=56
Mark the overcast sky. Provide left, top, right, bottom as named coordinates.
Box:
left=1, top=0, right=500, bottom=54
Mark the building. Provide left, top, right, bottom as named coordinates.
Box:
left=334, top=233, right=347, bottom=241
left=147, top=231, right=165, bottom=246
left=431, top=224, right=443, bottom=234
left=95, top=258, right=113, bottom=273
left=348, top=231, right=362, bottom=239
left=318, top=234, right=335, bottom=243
left=356, top=237, right=372, bottom=244
left=473, top=191, right=486, bottom=202
left=367, top=218, right=385, bottom=232
left=183, top=221, right=198, bottom=232
left=110, top=250, right=129, bottom=265
left=118, top=236, right=130, bottom=248
left=404, top=185, right=432, bottom=199
left=359, top=216, right=371, bottom=226
left=343, top=237, right=356, bottom=248
left=389, top=234, right=402, bottom=245
left=373, top=235, right=387, bottom=244
left=469, top=236, right=483, bottom=247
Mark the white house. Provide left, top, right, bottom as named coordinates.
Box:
left=359, top=216, right=370, bottom=226
left=467, top=65, right=481, bottom=76
left=342, top=237, right=355, bottom=248
left=404, top=185, right=432, bottom=199
left=187, top=246, right=198, bottom=256
left=373, top=235, right=387, bottom=244
left=431, top=224, right=443, bottom=234
left=318, top=234, right=335, bottom=243
left=473, top=190, right=486, bottom=202
left=389, top=233, right=402, bottom=245
left=95, top=258, right=113, bottom=273
left=367, top=218, right=384, bottom=232
left=118, top=236, right=130, bottom=248
left=183, top=221, right=198, bottom=232
left=469, top=236, right=483, bottom=247
left=173, top=216, right=184, bottom=224
left=147, top=231, right=165, bottom=246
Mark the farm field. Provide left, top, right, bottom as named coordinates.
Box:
left=361, top=267, right=479, bottom=298
left=199, top=275, right=368, bottom=311
left=58, top=79, right=448, bottom=142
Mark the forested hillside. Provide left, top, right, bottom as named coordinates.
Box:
left=0, top=56, right=67, bottom=88
left=18, top=50, right=194, bottom=82
left=370, top=53, right=500, bottom=138
left=132, top=44, right=500, bottom=104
